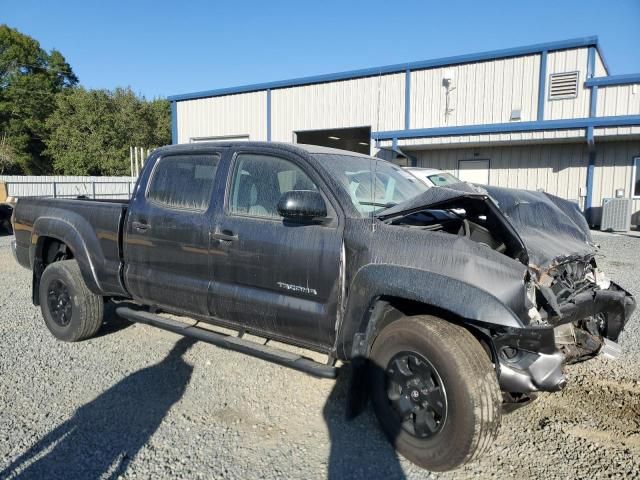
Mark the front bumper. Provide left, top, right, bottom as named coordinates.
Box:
left=492, top=325, right=567, bottom=393
left=558, top=284, right=635, bottom=342
left=491, top=281, right=635, bottom=394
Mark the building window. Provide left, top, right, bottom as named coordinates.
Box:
left=633, top=157, right=640, bottom=198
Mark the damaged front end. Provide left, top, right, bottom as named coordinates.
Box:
left=378, top=183, right=636, bottom=394
left=495, top=264, right=635, bottom=394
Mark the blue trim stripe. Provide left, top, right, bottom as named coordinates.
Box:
left=585, top=73, right=640, bottom=87
left=404, top=68, right=411, bottom=130
left=171, top=101, right=177, bottom=144
left=266, top=89, right=272, bottom=141
left=168, top=36, right=599, bottom=102
left=537, top=51, right=548, bottom=121
left=372, top=115, right=640, bottom=141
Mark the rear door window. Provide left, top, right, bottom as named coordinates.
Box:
left=147, top=154, right=220, bottom=211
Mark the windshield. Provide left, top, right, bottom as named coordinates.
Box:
left=427, top=172, right=460, bottom=186
left=314, top=153, right=427, bottom=216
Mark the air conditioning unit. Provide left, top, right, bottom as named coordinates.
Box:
left=600, top=198, right=631, bottom=232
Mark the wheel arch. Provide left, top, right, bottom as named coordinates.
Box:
left=337, top=264, right=523, bottom=360
left=30, top=217, right=104, bottom=304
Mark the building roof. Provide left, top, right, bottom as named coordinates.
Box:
left=168, top=36, right=606, bottom=102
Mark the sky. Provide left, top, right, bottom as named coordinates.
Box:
left=4, top=0, right=640, bottom=99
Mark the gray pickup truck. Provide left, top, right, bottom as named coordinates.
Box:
left=11, top=142, right=635, bottom=471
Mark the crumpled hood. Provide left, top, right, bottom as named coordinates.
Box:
left=378, top=182, right=595, bottom=269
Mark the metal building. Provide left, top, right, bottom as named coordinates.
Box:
left=168, top=36, right=640, bottom=226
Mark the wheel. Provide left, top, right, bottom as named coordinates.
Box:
left=369, top=315, right=501, bottom=471
left=0, top=218, right=11, bottom=235
left=39, top=260, right=104, bottom=342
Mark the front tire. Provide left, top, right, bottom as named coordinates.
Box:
left=369, top=315, right=501, bottom=471
left=39, top=260, right=104, bottom=342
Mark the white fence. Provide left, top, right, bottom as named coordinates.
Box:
left=0, top=176, right=137, bottom=200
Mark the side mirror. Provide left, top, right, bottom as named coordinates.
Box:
left=277, top=190, right=327, bottom=219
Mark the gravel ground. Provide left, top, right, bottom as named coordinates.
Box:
left=1, top=231, right=639, bottom=479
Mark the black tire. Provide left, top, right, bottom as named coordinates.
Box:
left=39, top=260, right=104, bottom=342
left=369, top=315, right=501, bottom=471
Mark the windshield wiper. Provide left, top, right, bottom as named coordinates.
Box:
left=359, top=201, right=397, bottom=208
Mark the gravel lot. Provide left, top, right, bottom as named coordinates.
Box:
left=1, top=231, right=639, bottom=479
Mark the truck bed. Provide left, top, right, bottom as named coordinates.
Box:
left=12, top=197, right=129, bottom=296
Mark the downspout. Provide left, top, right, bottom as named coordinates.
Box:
left=585, top=47, right=597, bottom=225
left=586, top=125, right=596, bottom=225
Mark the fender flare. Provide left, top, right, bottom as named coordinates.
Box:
left=30, top=215, right=105, bottom=294
left=337, top=264, right=525, bottom=359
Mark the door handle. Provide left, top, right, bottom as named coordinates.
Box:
left=211, top=230, right=238, bottom=242
left=132, top=221, right=150, bottom=232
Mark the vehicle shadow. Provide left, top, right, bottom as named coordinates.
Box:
left=323, top=362, right=406, bottom=480
left=0, top=337, right=196, bottom=480
left=94, top=301, right=134, bottom=338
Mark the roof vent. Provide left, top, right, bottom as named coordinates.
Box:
left=549, top=72, right=579, bottom=100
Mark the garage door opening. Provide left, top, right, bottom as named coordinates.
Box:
left=295, top=126, right=371, bottom=155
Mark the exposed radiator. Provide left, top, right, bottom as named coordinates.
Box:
left=600, top=198, right=631, bottom=232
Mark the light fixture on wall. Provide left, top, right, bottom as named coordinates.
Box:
left=442, top=69, right=456, bottom=122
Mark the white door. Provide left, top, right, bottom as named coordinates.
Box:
left=458, top=159, right=490, bottom=185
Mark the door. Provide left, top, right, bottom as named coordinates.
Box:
left=124, top=151, right=223, bottom=315
left=458, top=159, right=490, bottom=185
left=209, top=150, right=342, bottom=348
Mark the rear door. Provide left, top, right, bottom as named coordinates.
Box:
left=124, top=149, right=225, bottom=315
left=209, top=148, right=343, bottom=349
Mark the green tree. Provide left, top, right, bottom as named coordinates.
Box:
left=0, top=24, right=78, bottom=173
left=45, top=87, right=170, bottom=175
left=0, top=132, right=17, bottom=174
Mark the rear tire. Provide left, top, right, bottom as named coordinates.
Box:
left=369, top=315, right=501, bottom=471
left=39, top=260, right=104, bottom=342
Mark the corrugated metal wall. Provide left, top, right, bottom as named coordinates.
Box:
left=412, top=140, right=640, bottom=225
left=270, top=74, right=405, bottom=142
left=176, top=91, right=267, bottom=143
left=591, top=140, right=640, bottom=225
left=174, top=46, right=638, bottom=149
left=0, top=175, right=136, bottom=199
left=410, top=54, right=540, bottom=128
left=544, top=48, right=590, bottom=120
left=413, top=143, right=589, bottom=202
left=595, top=83, right=640, bottom=137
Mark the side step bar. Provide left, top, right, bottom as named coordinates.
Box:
left=116, top=307, right=338, bottom=379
